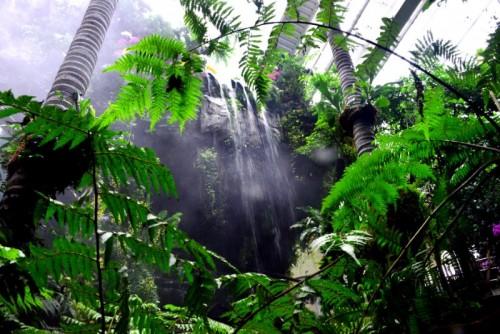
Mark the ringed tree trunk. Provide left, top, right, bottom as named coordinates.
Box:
left=0, top=0, right=119, bottom=249
left=328, top=30, right=376, bottom=155
left=46, top=0, right=119, bottom=109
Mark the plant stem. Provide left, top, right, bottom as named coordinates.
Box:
left=423, top=171, right=496, bottom=266
left=91, top=134, right=106, bottom=334
left=439, top=140, right=500, bottom=153
left=354, top=159, right=499, bottom=333
left=75, top=90, right=106, bottom=333
left=234, top=257, right=342, bottom=333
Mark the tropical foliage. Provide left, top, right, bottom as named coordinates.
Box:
left=0, top=1, right=499, bottom=333
left=0, top=34, right=230, bottom=332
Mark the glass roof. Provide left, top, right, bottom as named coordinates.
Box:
left=307, top=0, right=499, bottom=84
left=376, top=0, right=499, bottom=84
left=147, top=0, right=499, bottom=84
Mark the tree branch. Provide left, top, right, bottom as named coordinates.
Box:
left=436, top=140, right=500, bottom=153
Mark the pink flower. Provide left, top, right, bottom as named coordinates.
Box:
left=129, top=36, right=140, bottom=44
left=116, top=34, right=140, bottom=48
left=268, top=69, right=281, bottom=81
left=492, top=224, right=500, bottom=237
left=117, top=38, right=129, bottom=48
left=479, top=258, right=492, bottom=270
left=114, top=34, right=141, bottom=58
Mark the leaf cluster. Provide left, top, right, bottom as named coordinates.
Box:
left=100, top=35, right=204, bottom=130
left=0, top=90, right=230, bottom=333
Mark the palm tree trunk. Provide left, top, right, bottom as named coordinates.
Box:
left=0, top=0, right=118, bottom=249
left=328, top=30, right=376, bottom=155
left=46, top=0, right=119, bottom=109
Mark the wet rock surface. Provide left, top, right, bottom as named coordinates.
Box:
left=134, top=74, right=326, bottom=304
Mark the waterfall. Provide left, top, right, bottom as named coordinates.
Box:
left=134, top=71, right=326, bottom=303
left=201, top=72, right=296, bottom=272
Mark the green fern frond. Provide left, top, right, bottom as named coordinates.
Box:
left=128, top=35, right=187, bottom=61
left=184, top=9, right=208, bottom=43
left=307, top=278, right=360, bottom=308
left=180, top=0, right=241, bottom=37
left=411, top=31, right=478, bottom=71
left=35, top=197, right=93, bottom=238
left=0, top=91, right=37, bottom=119
left=126, top=295, right=165, bottom=333
left=358, top=17, right=401, bottom=80
left=0, top=279, right=46, bottom=315
left=15, top=325, right=54, bottom=334
left=104, top=231, right=174, bottom=273
left=100, top=189, right=149, bottom=231
left=95, top=137, right=177, bottom=196
left=238, top=26, right=275, bottom=105
left=0, top=91, right=94, bottom=150
left=217, top=272, right=273, bottom=298
left=26, top=238, right=96, bottom=287
left=369, top=222, right=403, bottom=253
left=100, top=35, right=203, bottom=130
left=316, top=0, right=346, bottom=27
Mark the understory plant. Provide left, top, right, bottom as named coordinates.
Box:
left=0, top=35, right=234, bottom=333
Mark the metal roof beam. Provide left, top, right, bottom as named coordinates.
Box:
left=366, top=0, right=426, bottom=77
left=276, top=0, right=320, bottom=54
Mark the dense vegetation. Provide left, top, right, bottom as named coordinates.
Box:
left=0, top=0, right=498, bottom=333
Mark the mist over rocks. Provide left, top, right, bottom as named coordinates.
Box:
left=133, top=73, right=328, bottom=279
left=200, top=96, right=230, bottom=135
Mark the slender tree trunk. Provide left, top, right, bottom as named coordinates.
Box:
left=0, top=0, right=118, bottom=249
left=328, top=30, right=376, bottom=155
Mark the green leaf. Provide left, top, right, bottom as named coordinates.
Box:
left=0, top=245, right=25, bottom=262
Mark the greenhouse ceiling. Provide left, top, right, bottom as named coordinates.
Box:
left=149, top=0, right=499, bottom=84
left=1, top=0, right=498, bottom=88
left=272, top=0, right=499, bottom=84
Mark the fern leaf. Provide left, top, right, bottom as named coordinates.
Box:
left=100, top=35, right=203, bottom=130
left=95, top=137, right=177, bottom=196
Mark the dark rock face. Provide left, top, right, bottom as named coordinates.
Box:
left=133, top=73, right=326, bottom=305
left=200, top=96, right=230, bottom=136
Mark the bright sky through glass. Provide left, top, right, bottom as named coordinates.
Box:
left=375, top=0, right=499, bottom=84
left=146, top=0, right=499, bottom=85
left=144, top=0, right=287, bottom=84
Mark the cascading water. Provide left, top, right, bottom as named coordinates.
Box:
left=203, top=72, right=296, bottom=272
left=134, top=70, right=327, bottom=304
left=135, top=71, right=312, bottom=277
